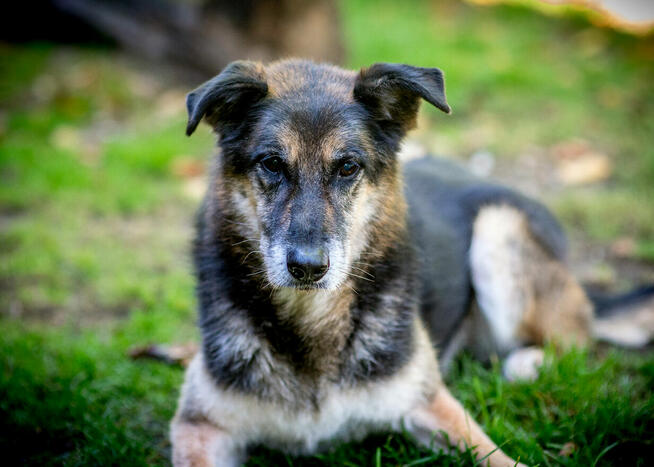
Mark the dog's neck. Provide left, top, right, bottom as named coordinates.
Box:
left=273, top=287, right=352, bottom=325
left=271, top=285, right=354, bottom=374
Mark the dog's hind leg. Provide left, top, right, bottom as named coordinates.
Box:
left=468, top=205, right=593, bottom=379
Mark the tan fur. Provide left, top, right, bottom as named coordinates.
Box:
left=471, top=204, right=592, bottom=354
left=172, top=316, right=521, bottom=466
left=360, top=172, right=408, bottom=263
left=273, top=287, right=354, bottom=375
left=170, top=418, right=242, bottom=467
left=520, top=261, right=592, bottom=348
left=272, top=124, right=304, bottom=165
left=266, top=60, right=355, bottom=100
left=410, top=388, right=526, bottom=467
left=403, top=323, right=524, bottom=466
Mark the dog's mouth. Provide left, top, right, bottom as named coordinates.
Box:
left=263, top=263, right=344, bottom=291
left=286, top=278, right=330, bottom=290
left=273, top=267, right=333, bottom=290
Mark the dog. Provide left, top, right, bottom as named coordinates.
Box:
left=171, top=59, right=653, bottom=466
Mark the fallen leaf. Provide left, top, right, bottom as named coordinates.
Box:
left=559, top=441, right=577, bottom=457
left=611, top=237, right=637, bottom=258
left=551, top=139, right=592, bottom=161
left=170, top=156, right=206, bottom=178
left=556, top=152, right=612, bottom=185
left=129, top=343, right=198, bottom=367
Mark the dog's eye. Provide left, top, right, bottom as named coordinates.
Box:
left=260, top=156, right=283, bottom=174
left=338, top=160, right=360, bottom=178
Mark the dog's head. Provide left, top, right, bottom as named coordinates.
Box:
left=187, top=59, right=449, bottom=290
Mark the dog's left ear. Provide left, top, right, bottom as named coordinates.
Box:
left=354, top=63, right=450, bottom=133
left=185, top=60, right=268, bottom=136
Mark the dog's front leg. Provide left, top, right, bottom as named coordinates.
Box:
left=170, top=417, right=243, bottom=467
left=407, top=386, right=526, bottom=467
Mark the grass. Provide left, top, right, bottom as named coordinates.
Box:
left=1, top=0, right=653, bottom=465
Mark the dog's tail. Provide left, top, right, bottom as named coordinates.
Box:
left=587, top=284, right=654, bottom=348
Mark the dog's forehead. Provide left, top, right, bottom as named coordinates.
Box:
left=251, top=60, right=366, bottom=162
left=265, top=59, right=356, bottom=100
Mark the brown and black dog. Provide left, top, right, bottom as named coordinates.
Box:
left=171, top=59, right=653, bottom=466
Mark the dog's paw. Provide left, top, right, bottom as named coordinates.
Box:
left=502, top=347, right=545, bottom=382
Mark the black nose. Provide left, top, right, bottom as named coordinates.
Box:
left=287, top=247, right=330, bottom=282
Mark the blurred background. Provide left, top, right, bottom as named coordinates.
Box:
left=1, top=1, right=653, bottom=465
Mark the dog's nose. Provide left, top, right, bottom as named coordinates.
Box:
left=287, top=247, right=329, bottom=282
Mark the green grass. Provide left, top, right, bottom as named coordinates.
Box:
left=1, top=1, right=653, bottom=465
left=2, top=328, right=652, bottom=466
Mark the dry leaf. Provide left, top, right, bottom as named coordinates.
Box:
left=556, top=152, right=612, bottom=185
left=559, top=441, right=577, bottom=457
left=551, top=139, right=591, bottom=160
left=129, top=343, right=198, bottom=367
left=170, top=156, right=206, bottom=178
left=611, top=237, right=637, bottom=258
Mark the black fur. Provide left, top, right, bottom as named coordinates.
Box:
left=186, top=60, right=268, bottom=136
left=588, top=284, right=654, bottom=317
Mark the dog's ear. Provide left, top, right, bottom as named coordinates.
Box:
left=353, top=63, right=450, bottom=133
left=186, top=61, right=268, bottom=136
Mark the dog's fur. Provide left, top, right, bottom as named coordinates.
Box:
left=171, top=59, right=652, bottom=466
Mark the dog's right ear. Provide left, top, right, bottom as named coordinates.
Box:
left=353, top=63, right=450, bottom=137
left=185, top=61, right=268, bottom=136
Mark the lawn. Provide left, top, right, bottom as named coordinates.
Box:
left=1, top=0, right=653, bottom=465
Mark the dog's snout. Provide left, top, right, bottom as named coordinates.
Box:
left=287, top=247, right=330, bottom=282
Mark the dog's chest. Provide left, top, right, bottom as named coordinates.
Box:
left=186, top=321, right=439, bottom=453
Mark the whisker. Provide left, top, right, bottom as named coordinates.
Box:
left=350, top=266, right=374, bottom=278
left=231, top=238, right=257, bottom=247
left=331, top=265, right=375, bottom=283
left=346, top=272, right=374, bottom=282
left=246, top=269, right=266, bottom=278
left=222, top=219, right=252, bottom=228
left=241, top=250, right=262, bottom=264
left=343, top=282, right=359, bottom=295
